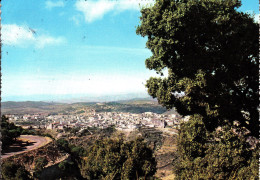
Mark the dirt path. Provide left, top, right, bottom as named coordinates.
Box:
left=1, top=135, right=52, bottom=159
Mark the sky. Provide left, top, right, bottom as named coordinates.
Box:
left=1, top=0, right=259, bottom=102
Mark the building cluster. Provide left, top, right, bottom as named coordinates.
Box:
left=5, top=111, right=182, bottom=131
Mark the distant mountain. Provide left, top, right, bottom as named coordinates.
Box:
left=117, top=97, right=157, bottom=104
left=1, top=98, right=168, bottom=115
left=2, top=97, right=159, bottom=110
left=56, top=93, right=152, bottom=103
left=2, top=97, right=159, bottom=109
left=2, top=101, right=58, bottom=109
left=2, top=93, right=152, bottom=104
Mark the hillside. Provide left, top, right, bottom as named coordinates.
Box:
left=2, top=101, right=58, bottom=109
left=2, top=98, right=169, bottom=115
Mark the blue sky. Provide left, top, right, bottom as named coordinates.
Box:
left=1, top=0, right=259, bottom=101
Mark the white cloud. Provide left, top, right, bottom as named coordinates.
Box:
left=45, top=0, right=65, bottom=10
left=36, top=36, right=65, bottom=48
left=75, top=0, right=115, bottom=23
left=116, top=1, right=151, bottom=11
left=2, top=24, right=65, bottom=48
left=2, top=24, right=35, bottom=45
left=75, top=0, right=154, bottom=23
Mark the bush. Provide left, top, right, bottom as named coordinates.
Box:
left=58, top=160, right=74, bottom=172
left=177, top=115, right=207, bottom=161
left=21, top=129, right=35, bottom=135
left=56, top=138, right=70, bottom=152
left=71, top=146, right=87, bottom=157
left=80, top=137, right=157, bottom=180
left=33, top=157, right=48, bottom=178
left=1, top=116, right=23, bottom=149
left=43, top=133, right=53, bottom=139
left=1, top=161, right=31, bottom=180
left=34, top=157, right=48, bottom=172
left=174, top=115, right=259, bottom=180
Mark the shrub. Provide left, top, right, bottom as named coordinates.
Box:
left=174, top=115, right=259, bottom=180
left=56, top=138, right=70, bottom=152
left=71, top=146, right=87, bottom=157
left=34, top=157, right=48, bottom=172
left=1, top=116, right=23, bottom=149
left=80, top=137, right=157, bottom=180
left=1, top=161, right=31, bottom=180
left=58, top=160, right=74, bottom=172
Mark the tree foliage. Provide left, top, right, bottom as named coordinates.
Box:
left=80, top=137, right=157, bottom=180
left=1, top=161, right=31, bottom=180
left=57, top=138, right=70, bottom=152
left=58, top=160, right=75, bottom=178
left=136, top=0, right=258, bottom=137
left=33, top=157, right=48, bottom=178
left=34, top=157, right=48, bottom=171
left=56, top=138, right=87, bottom=157
left=1, top=115, right=23, bottom=149
left=174, top=115, right=259, bottom=179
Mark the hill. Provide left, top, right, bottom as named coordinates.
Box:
left=2, top=101, right=58, bottom=109
left=1, top=98, right=168, bottom=115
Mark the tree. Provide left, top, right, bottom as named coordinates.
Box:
left=80, top=137, right=157, bottom=180
left=136, top=0, right=258, bottom=137
left=71, top=146, right=87, bottom=157
left=174, top=115, right=259, bottom=179
left=1, top=161, right=31, bottom=180
left=33, top=157, right=48, bottom=178
left=56, top=138, right=70, bottom=152
left=58, top=160, right=75, bottom=177
left=34, top=157, right=48, bottom=171
left=1, top=115, right=22, bottom=149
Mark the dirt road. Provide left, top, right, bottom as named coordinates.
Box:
left=2, top=135, right=52, bottom=159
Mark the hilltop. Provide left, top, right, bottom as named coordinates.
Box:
left=2, top=98, right=171, bottom=115
left=2, top=101, right=58, bottom=109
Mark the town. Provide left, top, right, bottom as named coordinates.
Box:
left=5, top=109, right=182, bottom=133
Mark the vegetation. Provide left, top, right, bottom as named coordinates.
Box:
left=58, top=160, right=75, bottom=175
left=2, top=0, right=258, bottom=179
left=94, top=103, right=167, bottom=114
left=2, top=100, right=166, bottom=115
left=137, top=0, right=259, bottom=179
left=139, top=127, right=164, bottom=151
left=56, top=137, right=158, bottom=179
left=2, top=101, right=54, bottom=109
left=76, top=110, right=85, bottom=114
left=136, top=0, right=258, bottom=137
left=1, top=115, right=23, bottom=149
left=174, top=115, right=259, bottom=179
left=57, top=138, right=71, bottom=152
left=33, top=157, right=48, bottom=177
left=1, top=161, right=31, bottom=180
left=57, top=138, right=87, bottom=157
left=80, top=137, right=157, bottom=180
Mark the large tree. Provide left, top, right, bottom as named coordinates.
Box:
left=136, top=0, right=258, bottom=137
